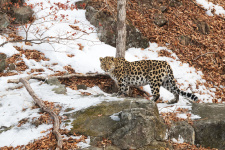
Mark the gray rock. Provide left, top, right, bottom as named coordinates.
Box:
left=0, top=53, right=6, bottom=60
left=168, top=121, right=195, bottom=144
left=8, top=63, right=16, bottom=70
left=179, top=35, right=201, bottom=46
left=179, top=35, right=192, bottom=46
left=0, top=13, right=10, bottom=29
left=69, top=100, right=135, bottom=137
left=0, top=53, right=7, bottom=72
left=77, top=84, right=87, bottom=90
left=13, top=6, right=33, bottom=24
left=196, top=21, right=210, bottom=34
left=0, top=60, right=6, bottom=72
left=69, top=99, right=167, bottom=149
left=52, top=85, right=67, bottom=95
left=0, top=0, right=10, bottom=6
left=47, top=77, right=67, bottom=94
left=192, top=103, right=225, bottom=120
left=192, top=103, right=225, bottom=149
left=154, top=13, right=168, bottom=27
left=46, top=77, right=61, bottom=86
left=66, top=92, right=225, bottom=149
left=110, top=102, right=166, bottom=149
left=85, top=6, right=149, bottom=49
left=192, top=20, right=210, bottom=35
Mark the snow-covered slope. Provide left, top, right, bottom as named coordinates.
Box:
left=0, top=0, right=224, bottom=148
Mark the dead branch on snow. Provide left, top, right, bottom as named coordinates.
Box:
left=7, top=73, right=109, bottom=84
left=19, top=78, right=63, bottom=150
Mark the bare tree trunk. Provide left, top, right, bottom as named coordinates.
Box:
left=116, top=0, right=126, bottom=58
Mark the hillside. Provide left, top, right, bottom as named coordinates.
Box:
left=86, top=0, right=225, bottom=102
left=0, top=0, right=224, bottom=149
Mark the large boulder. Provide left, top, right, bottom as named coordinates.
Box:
left=85, top=6, right=149, bottom=49
left=13, top=6, right=33, bottom=24
left=110, top=102, right=167, bottom=149
left=168, top=121, right=195, bottom=145
left=192, top=103, right=225, bottom=150
left=67, top=99, right=171, bottom=149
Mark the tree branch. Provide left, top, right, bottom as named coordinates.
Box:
left=7, top=73, right=109, bottom=83
left=19, top=78, right=63, bottom=150
left=194, top=52, right=217, bottom=61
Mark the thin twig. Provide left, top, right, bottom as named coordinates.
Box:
left=194, top=52, right=217, bottom=61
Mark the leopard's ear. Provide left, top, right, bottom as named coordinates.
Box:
left=99, top=57, right=103, bottom=61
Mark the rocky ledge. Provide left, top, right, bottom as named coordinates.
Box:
left=64, top=98, right=225, bottom=150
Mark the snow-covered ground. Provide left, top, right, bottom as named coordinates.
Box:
left=196, top=0, right=225, bottom=16
left=0, top=0, right=224, bottom=148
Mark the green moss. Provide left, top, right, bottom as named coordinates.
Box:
left=0, top=125, right=13, bottom=134
left=64, top=108, right=74, bottom=112
left=69, top=101, right=132, bottom=136
left=64, top=119, right=71, bottom=123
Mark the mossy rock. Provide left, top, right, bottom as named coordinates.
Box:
left=68, top=98, right=161, bottom=148
left=69, top=100, right=130, bottom=137
left=69, top=98, right=158, bottom=137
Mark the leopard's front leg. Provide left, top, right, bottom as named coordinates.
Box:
left=117, top=77, right=129, bottom=96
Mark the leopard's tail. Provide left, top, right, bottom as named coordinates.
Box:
left=176, top=89, right=198, bottom=101
left=165, top=62, right=198, bottom=101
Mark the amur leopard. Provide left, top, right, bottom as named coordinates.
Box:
left=100, top=56, right=198, bottom=103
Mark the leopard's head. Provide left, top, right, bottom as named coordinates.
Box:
left=99, top=56, right=116, bottom=72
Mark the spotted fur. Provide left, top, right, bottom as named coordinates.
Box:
left=100, top=56, right=198, bottom=103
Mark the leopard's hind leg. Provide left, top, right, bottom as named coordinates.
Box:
left=162, top=75, right=180, bottom=104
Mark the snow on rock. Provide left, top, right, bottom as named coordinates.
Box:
left=172, top=135, right=185, bottom=144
